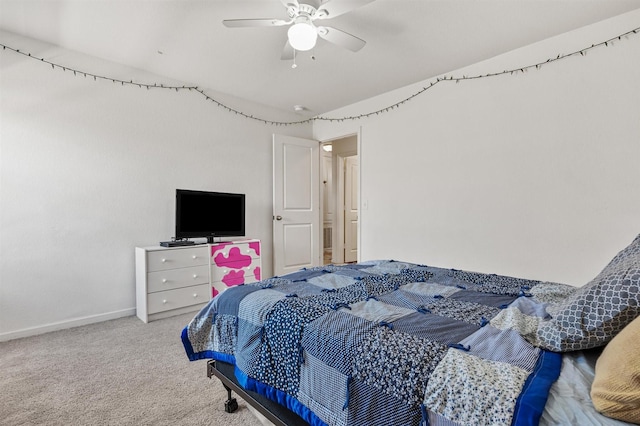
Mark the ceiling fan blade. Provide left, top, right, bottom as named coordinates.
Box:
left=316, top=0, right=376, bottom=19
left=281, top=41, right=294, bottom=60
left=223, top=18, right=290, bottom=28
left=280, top=0, right=299, bottom=9
left=317, top=26, right=366, bottom=52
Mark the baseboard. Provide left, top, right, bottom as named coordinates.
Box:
left=0, top=308, right=136, bottom=342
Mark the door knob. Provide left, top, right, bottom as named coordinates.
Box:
left=275, top=215, right=283, bottom=221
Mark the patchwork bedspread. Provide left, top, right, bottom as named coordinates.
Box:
left=182, top=260, right=566, bottom=426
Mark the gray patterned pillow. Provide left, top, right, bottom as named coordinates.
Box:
left=535, top=233, right=640, bottom=352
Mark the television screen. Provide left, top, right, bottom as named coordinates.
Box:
left=176, top=189, right=245, bottom=240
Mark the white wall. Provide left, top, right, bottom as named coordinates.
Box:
left=0, top=31, right=312, bottom=340
left=314, top=9, right=640, bottom=286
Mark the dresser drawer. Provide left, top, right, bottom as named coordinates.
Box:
left=147, top=284, right=210, bottom=314
left=147, top=246, right=209, bottom=272
left=212, top=262, right=261, bottom=286
left=211, top=242, right=260, bottom=265
left=147, top=265, right=209, bottom=293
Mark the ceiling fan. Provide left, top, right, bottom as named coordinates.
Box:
left=222, top=0, right=375, bottom=60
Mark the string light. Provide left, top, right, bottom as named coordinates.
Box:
left=1, top=24, right=638, bottom=126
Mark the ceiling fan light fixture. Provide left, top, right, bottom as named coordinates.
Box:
left=287, top=18, right=317, bottom=51
left=222, top=0, right=371, bottom=57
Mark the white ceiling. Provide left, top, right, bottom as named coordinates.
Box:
left=2, top=0, right=640, bottom=117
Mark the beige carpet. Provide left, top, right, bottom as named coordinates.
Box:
left=0, top=312, right=267, bottom=426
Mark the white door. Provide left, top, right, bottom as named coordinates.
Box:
left=344, top=155, right=359, bottom=263
left=321, top=149, right=334, bottom=265
left=273, top=135, right=321, bottom=276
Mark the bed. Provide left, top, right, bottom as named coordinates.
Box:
left=182, top=233, right=640, bottom=426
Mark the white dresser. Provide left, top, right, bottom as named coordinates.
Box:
left=135, top=245, right=211, bottom=323
left=135, top=239, right=262, bottom=322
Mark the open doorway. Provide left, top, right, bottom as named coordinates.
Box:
left=321, top=135, right=359, bottom=265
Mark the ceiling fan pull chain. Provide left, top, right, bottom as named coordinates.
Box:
left=292, top=49, right=297, bottom=69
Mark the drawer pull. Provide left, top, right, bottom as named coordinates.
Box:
left=162, top=299, right=167, bottom=304
left=193, top=274, right=198, bottom=279
left=193, top=293, right=198, bottom=298
left=192, top=255, right=197, bottom=259
left=161, top=258, right=167, bottom=263
left=162, top=278, right=168, bottom=283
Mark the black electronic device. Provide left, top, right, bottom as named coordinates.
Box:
left=175, top=189, right=245, bottom=243
left=160, top=240, right=196, bottom=247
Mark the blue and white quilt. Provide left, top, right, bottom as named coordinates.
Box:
left=182, top=260, right=564, bottom=426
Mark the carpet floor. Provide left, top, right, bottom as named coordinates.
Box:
left=0, top=312, right=267, bottom=426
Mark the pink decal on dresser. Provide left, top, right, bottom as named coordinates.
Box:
left=212, top=287, right=219, bottom=298
left=253, top=266, right=261, bottom=281
left=249, top=241, right=261, bottom=256
left=214, top=247, right=251, bottom=267
left=222, top=269, right=246, bottom=287
left=211, top=242, right=231, bottom=257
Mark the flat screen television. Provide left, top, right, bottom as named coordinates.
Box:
left=175, top=189, right=245, bottom=242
